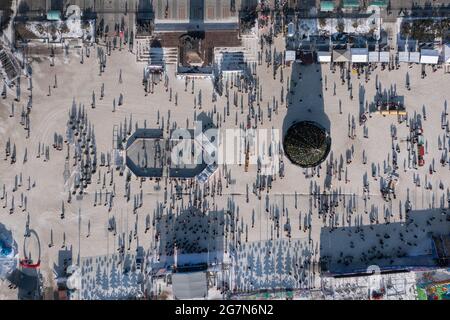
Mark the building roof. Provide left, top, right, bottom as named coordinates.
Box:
left=153, top=30, right=241, bottom=67
left=320, top=1, right=335, bottom=12
left=343, top=0, right=360, bottom=8
left=333, top=49, right=350, bottom=62
left=154, top=22, right=239, bottom=32
left=172, top=272, right=208, bottom=299
left=125, top=127, right=215, bottom=179
left=47, top=10, right=61, bottom=21
left=370, top=0, right=388, bottom=7
left=154, top=0, right=238, bottom=25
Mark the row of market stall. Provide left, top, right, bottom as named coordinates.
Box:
left=398, top=49, right=441, bottom=65
left=286, top=48, right=389, bottom=64
left=317, top=48, right=390, bottom=63
left=286, top=44, right=450, bottom=66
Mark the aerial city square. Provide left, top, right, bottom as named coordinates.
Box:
left=0, top=0, right=449, bottom=302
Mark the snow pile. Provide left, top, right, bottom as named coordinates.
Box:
left=24, top=19, right=94, bottom=42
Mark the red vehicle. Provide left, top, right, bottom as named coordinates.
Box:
left=418, top=145, right=425, bottom=166
left=418, top=145, right=425, bottom=157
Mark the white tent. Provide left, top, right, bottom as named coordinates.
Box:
left=409, top=52, right=420, bottom=63
left=172, top=272, right=208, bottom=299
left=379, top=51, right=390, bottom=63
left=317, top=51, right=332, bottom=63
left=444, top=44, right=450, bottom=63
left=368, top=51, right=379, bottom=63
left=333, top=49, right=350, bottom=63
left=351, top=48, right=368, bottom=63
left=285, top=50, right=296, bottom=62
left=398, top=51, right=409, bottom=63
left=420, top=49, right=439, bottom=64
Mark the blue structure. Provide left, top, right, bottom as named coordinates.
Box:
left=46, top=10, right=61, bottom=21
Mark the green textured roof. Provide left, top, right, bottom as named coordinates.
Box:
left=343, top=0, right=360, bottom=8
left=370, top=0, right=388, bottom=7
left=320, top=1, right=335, bottom=12
left=46, top=10, right=61, bottom=21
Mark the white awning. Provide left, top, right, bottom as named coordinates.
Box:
left=317, top=51, right=331, bottom=63
left=351, top=48, right=368, bottom=63
left=285, top=50, right=296, bottom=62
left=398, top=51, right=409, bottom=63
left=379, top=51, right=390, bottom=63
left=409, top=52, right=420, bottom=63
left=368, top=51, right=379, bottom=62
left=420, top=49, right=439, bottom=64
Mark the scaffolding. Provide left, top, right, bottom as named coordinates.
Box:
left=0, top=46, right=20, bottom=85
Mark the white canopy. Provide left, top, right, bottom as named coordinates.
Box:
left=409, top=52, right=420, bottom=63
left=398, top=51, right=409, bottom=63
left=368, top=51, right=379, bottom=62
left=317, top=51, right=332, bottom=63
left=172, top=272, right=208, bottom=299
left=379, top=51, right=390, bottom=63
left=351, top=48, right=368, bottom=63
left=444, top=45, right=450, bottom=63
left=285, top=50, right=296, bottom=62
left=420, top=49, right=439, bottom=64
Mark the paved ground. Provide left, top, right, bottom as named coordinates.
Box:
left=0, top=26, right=449, bottom=298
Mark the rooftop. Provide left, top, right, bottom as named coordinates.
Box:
left=172, top=272, right=208, bottom=299
left=320, top=1, right=335, bottom=12
left=342, top=0, right=360, bottom=9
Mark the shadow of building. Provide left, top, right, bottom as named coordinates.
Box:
left=155, top=206, right=225, bottom=270
left=282, top=59, right=331, bottom=168
left=319, top=209, right=450, bottom=276
left=284, top=60, right=330, bottom=135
